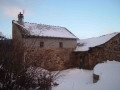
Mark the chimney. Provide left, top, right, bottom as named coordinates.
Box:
left=18, top=12, right=24, bottom=25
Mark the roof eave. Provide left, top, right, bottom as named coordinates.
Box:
left=23, top=35, right=77, bottom=40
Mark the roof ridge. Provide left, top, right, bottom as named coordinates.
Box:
left=99, top=32, right=119, bottom=37
left=64, top=28, right=77, bottom=38
left=80, top=32, right=119, bottom=40
left=24, top=22, right=66, bottom=28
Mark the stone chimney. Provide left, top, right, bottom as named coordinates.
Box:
left=18, top=12, right=24, bottom=25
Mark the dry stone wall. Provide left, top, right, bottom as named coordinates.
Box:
left=25, top=48, right=75, bottom=71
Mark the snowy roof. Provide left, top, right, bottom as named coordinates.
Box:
left=13, top=21, right=77, bottom=39
left=75, top=32, right=119, bottom=51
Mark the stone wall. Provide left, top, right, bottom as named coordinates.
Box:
left=74, top=34, right=120, bottom=69
left=24, top=48, right=75, bottom=71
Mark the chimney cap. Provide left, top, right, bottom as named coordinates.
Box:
left=18, top=12, right=23, bottom=18
left=18, top=12, right=24, bottom=25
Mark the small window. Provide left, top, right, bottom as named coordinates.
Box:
left=59, top=42, right=63, bottom=48
left=40, top=42, right=44, bottom=48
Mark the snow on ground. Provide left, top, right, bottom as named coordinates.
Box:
left=52, top=61, right=120, bottom=90
left=89, top=60, right=120, bottom=90
left=75, top=32, right=119, bottom=51
left=52, top=69, right=93, bottom=90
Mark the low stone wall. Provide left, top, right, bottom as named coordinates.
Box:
left=24, top=48, right=75, bottom=71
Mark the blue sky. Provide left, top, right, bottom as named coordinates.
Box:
left=0, top=0, right=120, bottom=39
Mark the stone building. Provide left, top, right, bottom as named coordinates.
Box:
left=12, top=12, right=77, bottom=70
left=74, top=32, right=120, bottom=69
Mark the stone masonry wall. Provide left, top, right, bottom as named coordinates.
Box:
left=24, top=48, right=75, bottom=71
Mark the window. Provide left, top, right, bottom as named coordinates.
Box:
left=59, top=42, right=63, bottom=48
left=40, top=42, right=44, bottom=48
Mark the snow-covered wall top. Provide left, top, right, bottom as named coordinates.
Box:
left=13, top=21, right=77, bottom=39
left=75, top=32, right=119, bottom=51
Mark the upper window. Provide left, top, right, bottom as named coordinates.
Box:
left=59, top=42, right=63, bottom=48
left=40, top=42, right=44, bottom=48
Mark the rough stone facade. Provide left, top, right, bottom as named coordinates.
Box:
left=74, top=33, right=120, bottom=69
left=24, top=48, right=75, bottom=71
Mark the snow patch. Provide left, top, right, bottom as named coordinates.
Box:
left=52, top=68, right=93, bottom=90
